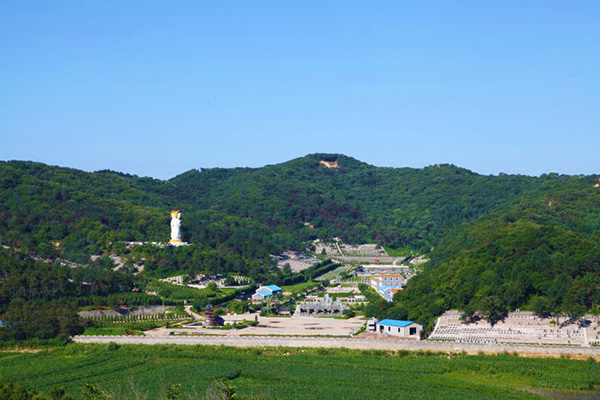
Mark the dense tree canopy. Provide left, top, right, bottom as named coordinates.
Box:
left=384, top=182, right=600, bottom=330
left=167, top=154, right=541, bottom=250
left=1, top=155, right=599, bottom=328
left=0, top=248, right=136, bottom=341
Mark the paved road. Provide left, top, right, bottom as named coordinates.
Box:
left=184, top=305, right=202, bottom=320
left=74, top=335, right=600, bottom=358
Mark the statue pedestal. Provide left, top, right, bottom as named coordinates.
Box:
left=169, top=239, right=189, bottom=247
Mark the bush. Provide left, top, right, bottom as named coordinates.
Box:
left=107, top=342, right=120, bottom=351
left=226, top=370, right=242, bottom=380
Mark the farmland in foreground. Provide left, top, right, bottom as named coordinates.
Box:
left=1, top=344, right=598, bottom=399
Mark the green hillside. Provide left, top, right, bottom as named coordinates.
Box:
left=167, top=154, right=540, bottom=250
left=0, top=154, right=541, bottom=266
left=1, top=155, right=599, bottom=327
left=0, top=161, right=293, bottom=279
left=385, top=178, right=600, bottom=329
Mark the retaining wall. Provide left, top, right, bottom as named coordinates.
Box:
left=73, top=335, right=600, bottom=357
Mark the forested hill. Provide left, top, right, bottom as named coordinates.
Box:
left=1, top=155, right=599, bottom=323
left=167, top=153, right=543, bottom=250
left=1, top=155, right=597, bottom=259
left=0, top=160, right=296, bottom=275
left=384, top=176, right=600, bottom=330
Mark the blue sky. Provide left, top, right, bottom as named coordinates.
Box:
left=1, top=1, right=598, bottom=179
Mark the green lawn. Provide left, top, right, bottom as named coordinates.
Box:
left=384, top=246, right=413, bottom=257
left=1, top=345, right=598, bottom=399
left=82, top=327, right=145, bottom=336
left=315, top=265, right=354, bottom=281
left=317, top=291, right=354, bottom=298
left=282, top=280, right=319, bottom=294
left=82, top=321, right=171, bottom=336
left=151, top=281, right=219, bottom=300
left=150, top=281, right=242, bottom=303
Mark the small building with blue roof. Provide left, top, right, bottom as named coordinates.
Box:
left=376, top=319, right=422, bottom=339
left=251, top=284, right=283, bottom=301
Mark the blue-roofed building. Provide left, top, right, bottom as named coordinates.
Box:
left=376, top=319, right=422, bottom=339
left=251, top=284, right=283, bottom=301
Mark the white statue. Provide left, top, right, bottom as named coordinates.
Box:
left=170, top=210, right=182, bottom=244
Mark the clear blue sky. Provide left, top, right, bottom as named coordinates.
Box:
left=1, top=1, right=598, bottom=179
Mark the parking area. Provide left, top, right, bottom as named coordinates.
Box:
left=151, top=313, right=366, bottom=337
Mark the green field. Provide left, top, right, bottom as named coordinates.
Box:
left=282, top=280, right=319, bottom=294
left=314, top=265, right=356, bottom=281
left=1, top=345, right=598, bottom=399
left=384, top=246, right=414, bottom=257
left=82, top=321, right=172, bottom=336
left=152, top=281, right=238, bottom=301
left=316, top=291, right=354, bottom=298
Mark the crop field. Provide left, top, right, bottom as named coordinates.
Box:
left=1, top=345, right=599, bottom=399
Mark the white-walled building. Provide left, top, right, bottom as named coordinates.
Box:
left=370, top=274, right=404, bottom=301
left=376, top=319, right=422, bottom=340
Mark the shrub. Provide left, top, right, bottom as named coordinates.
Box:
left=107, top=342, right=120, bottom=351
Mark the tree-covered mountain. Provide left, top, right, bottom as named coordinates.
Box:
left=167, top=154, right=541, bottom=250
left=0, top=161, right=169, bottom=259
left=0, top=154, right=541, bottom=261
left=0, top=161, right=295, bottom=279
left=0, top=247, right=134, bottom=341
left=1, top=154, right=599, bottom=325
left=383, top=177, right=600, bottom=329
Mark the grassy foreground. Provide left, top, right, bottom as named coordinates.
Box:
left=0, top=344, right=598, bottom=399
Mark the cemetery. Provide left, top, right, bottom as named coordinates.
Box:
left=429, top=310, right=590, bottom=346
